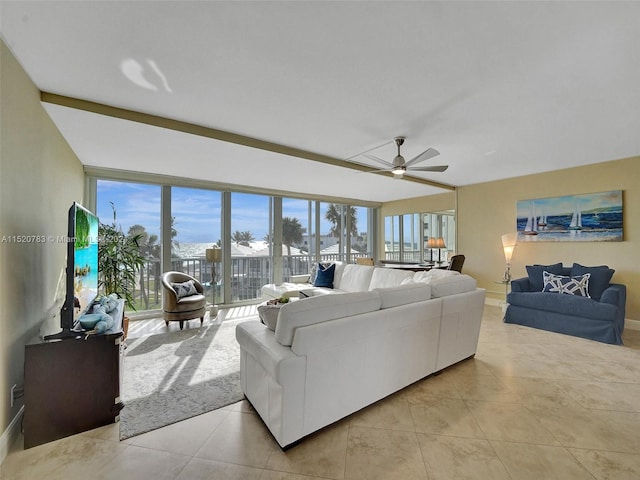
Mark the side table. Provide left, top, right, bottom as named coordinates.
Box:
left=494, top=279, right=511, bottom=313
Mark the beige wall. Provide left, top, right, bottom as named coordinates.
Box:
left=457, top=156, right=640, bottom=320
left=380, top=191, right=456, bottom=218
left=0, top=40, right=85, bottom=439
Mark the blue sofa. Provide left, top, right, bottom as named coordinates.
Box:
left=504, top=263, right=626, bottom=345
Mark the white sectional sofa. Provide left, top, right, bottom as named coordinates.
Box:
left=261, top=274, right=315, bottom=300
left=236, top=262, right=485, bottom=448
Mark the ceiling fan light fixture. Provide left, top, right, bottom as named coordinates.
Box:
left=355, top=136, right=446, bottom=178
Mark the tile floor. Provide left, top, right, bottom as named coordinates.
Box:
left=3, top=305, right=640, bottom=480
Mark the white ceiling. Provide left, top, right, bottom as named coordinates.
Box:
left=2, top=1, right=640, bottom=203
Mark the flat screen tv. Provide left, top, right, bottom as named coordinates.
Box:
left=45, top=202, right=99, bottom=340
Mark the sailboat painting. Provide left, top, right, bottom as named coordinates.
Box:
left=516, top=190, right=623, bottom=242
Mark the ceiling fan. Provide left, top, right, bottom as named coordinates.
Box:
left=360, top=137, right=448, bottom=178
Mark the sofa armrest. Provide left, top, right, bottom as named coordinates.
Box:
left=161, top=278, right=179, bottom=310
left=599, top=283, right=625, bottom=307
left=510, top=277, right=532, bottom=292
left=236, top=320, right=306, bottom=383
left=600, top=283, right=626, bottom=333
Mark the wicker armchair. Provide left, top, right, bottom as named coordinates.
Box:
left=356, top=257, right=375, bottom=266
left=161, top=271, right=206, bottom=329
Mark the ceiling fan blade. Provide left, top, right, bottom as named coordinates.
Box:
left=357, top=167, right=392, bottom=174
left=408, top=165, right=449, bottom=172
left=345, top=140, right=394, bottom=160
left=405, top=148, right=440, bottom=167
left=363, top=154, right=392, bottom=168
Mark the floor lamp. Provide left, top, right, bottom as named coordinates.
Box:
left=206, top=247, right=222, bottom=317
left=501, top=233, right=517, bottom=282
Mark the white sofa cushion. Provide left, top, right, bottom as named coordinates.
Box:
left=413, top=269, right=460, bottom=282
left=262, top=282, right=312, bottom=299
left=290, top=274, right=311, bottom=284
left=328, top=261, right=346, bottom=287
left=275, top=290, right=382, bottom=346
left=374, top=283, right=432, bottom=309
left=420, top=274, right=477, bottom=297
left=298, top=287, right=338, bottom=297
left=369, top=268, right=414, bottom=289
left=335, top=264, right=375, bottom=292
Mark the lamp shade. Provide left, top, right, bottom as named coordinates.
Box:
left=434, top=237, right=446, bottom=249
left=427, top=237, right=437, bottom=248
left=206, top=247, right=222, bottom=263
left=501, top=233, right=517, bottom=264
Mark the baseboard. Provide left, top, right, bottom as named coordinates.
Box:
left=626, top=319, right=640, bottom=331
left=484, top=298, right=504, bottom=307
left=1, top=406, right=23, bottom=465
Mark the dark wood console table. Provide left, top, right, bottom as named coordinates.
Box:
left=24, top=301, right=125, bottom=448
left=377, top=261, right=449, bottom=272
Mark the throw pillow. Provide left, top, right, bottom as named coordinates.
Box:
left=526, top=263, right=564, bottom=291
left=171, top=280, right=197, bottom=299
left=570, top=263, right=614, bottom=301
left=309, top=263, right=318, bottom=285
left=97, top=293, right=119, bottom=313
left=542, top=271, right=590, bottom=297
left=313, top=262, right=336, bottom=288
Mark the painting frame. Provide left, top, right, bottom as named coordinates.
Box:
left=516, top=190, right=623, bottom=242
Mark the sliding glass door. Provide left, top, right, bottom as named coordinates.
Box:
left=282, top=198, right=314, bottom=281
left=403, top=213, right=421, bottom=262
left=384, top=215, right=400, bottom=261
left=96, top=180, right=162, bottom=311
left=171, top=187, right=222, bottom=305
left=230, top=193, right=271, bottom=302
left=95, top=176, right=378, bottom=310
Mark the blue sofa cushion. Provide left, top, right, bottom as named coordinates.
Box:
left=570, top=263, right=615, bottom=301
left=526, top=263, right=563, bottom=292
left=542, top=271, right=590, bottom=297
left=507, top=291, right=617, bottom=322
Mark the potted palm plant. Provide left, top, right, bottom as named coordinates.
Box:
left=98, top=203, right=146, bottom=319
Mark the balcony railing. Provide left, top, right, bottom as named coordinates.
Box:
left=130, top=253, right=371, bottom=312
left=384, top=251, right=424, bottom=263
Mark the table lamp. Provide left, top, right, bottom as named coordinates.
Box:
left=426, top=237, right=437, bottom=263
left=435, top=237, right=446, bottom=264
left=501, top=233, right=517, bottom=281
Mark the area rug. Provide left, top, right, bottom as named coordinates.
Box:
left=119, top=317, right=246, bottom=439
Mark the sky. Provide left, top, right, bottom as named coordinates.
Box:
left=96, top=180, right=369, bottom=244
